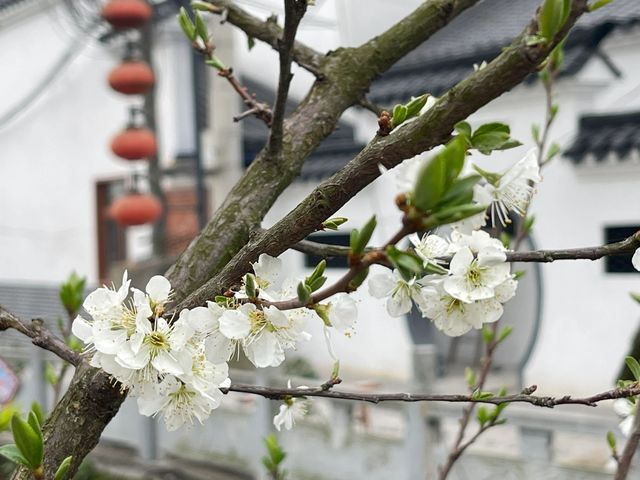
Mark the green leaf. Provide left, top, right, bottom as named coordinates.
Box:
left=322, top=217, right=348, bottom=230
left=589, top=0, right=613, bottom=11
left=205, top=56, right=226, bottom=70
left=264, top=434, right=286, bottom=465
left=392, top=104, right=408, bottom=127
left=244, top=273, right=257, bottom=299
left=539, top=0, right=568, bottom=41
left=625, top=356, right=640, bottom=381
left=59, top=271, right=86, bottom=317
left=331, top=360, right=340, bottom=380
left=454, top=121, right=472, bottom=139
left=247, top=35, right=256, bottom=50
left=30, top=403, right=45, bottom=430
left=472, top=132, right=519, bottom=155
left=0, top=444, right=30, bottom=467
left=607, top=431, right=617, bottom=451
left=525, top=34, right=546, bottom=46
left=443, top=136, right=468, bottom=187
left=178, top=7, right=197, bottom=42
left=546, top=143, right=561, bottom=162
left=437, top=175, right=481, bottom=208
left=350, top=228, right=359, bottom=253
left=477, top=406, right=489, bottom=427
left=312, top=304, right=331, bottom=327
left=348, top=267, right=369, bottom=290
left=531, top=123, right=540, bottom=143
left=353, top=216, right=376, bottom=255
left=630, top=292, right=640, bottom=305
left=307, top=276, right=327, bottom=292
left=423, top=203, right=487, bottom=229
left=405, top=94, right=429, bottom=118
left=413, top=152, right=446, bottom=212
left=482, top=326, right=494, bottom=344
left=386, top=246, right=423, bottom=280
left=0, top=405, right=18, bottom=431
left=54, top=456, right=73, bottom=480
left=307, top=260, right=327, bottom=285
left=473, top=122, right=510, bottom=137
left=194, top=10, right=209, bottom=41
left=297, top=282, right=312, bottom=305
left=497, top=326, right=513, bottom=343
left=465, top=367, right=476, bottom=389
left=11, top=413, right=43, bottom=469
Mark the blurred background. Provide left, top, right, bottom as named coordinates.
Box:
left=1, top=0, right=640, bottom=478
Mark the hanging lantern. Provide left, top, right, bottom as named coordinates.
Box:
left=109, top=193, right=162, bottom=226
left=101, top=0, right=152, bottom=29
left=110, top=127, right=157, bottom=160
left=108, top=61, right=155, bottom=95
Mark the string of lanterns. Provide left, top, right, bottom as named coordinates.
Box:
left=101, top=0, right=162, bottom=226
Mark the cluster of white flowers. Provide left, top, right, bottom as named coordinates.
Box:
left=73, top=255, right=358, bottom=431
left=369, top=230, right=517, bottom=337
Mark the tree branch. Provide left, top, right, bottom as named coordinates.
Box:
left=615, top=409, right=640, bottom=480
left=178, top=1, right=589, bottom=310
left=223, top=382, right=640, bottom=407
left=0, top=305, right=80, bottom=366
left=268, top=0, right=307, bottom=154
left=169, top=0, right=482, bottom=306
left=204, top=0, right=324, bottom=76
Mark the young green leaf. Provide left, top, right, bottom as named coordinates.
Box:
left=589, top=0, right=613, bottom=11
left=54, top=456, right=73, bottom=480
left=205, top=56, right=226, bottom=71
left=307, top=260, right=327, bottom=284
left=477, top=406, right=489, bottom=427
left=606, top=431, right=617, bottom=452
left=405, top=94, right=429, bottom=119
left=11, top=413, right=43, bottom=469
left=0, top=444, right=30, bottom=467
left=348, top=267, right=369, bottom=290
left=539, top=0, right=567, bottom=41
left=194, top=10, right=209, bottom=41
left=322, top=217, right=348, bottom=230
left=245, top=273, right=257, bottom=299
left=454, top=121, right=472, bottom=139
left=30, top=403, right=45, bottom=429
left=353, top=216, right=376, bottom=254
left=497, top=326, right=513, bottom=343
left=482, top=326, right=494, bottom=344
left=297, top=282, right=312, bottom=305
left=413, top=153, right=446, bottom=212
left=465, top=367, right=476, bottom=389
left=178, top=7, right=197, bottom=42
left=392, top=104, right=408, bottom=127
left=437, top=175, right=481, bottom=207
left=625, top=356, right=640, bottom=382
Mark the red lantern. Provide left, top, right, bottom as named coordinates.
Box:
left=101, top=0, right=152, bottom=29
left=109, top=193, right=162, bottom=226
left=108, top=61, right=155, bottom=95
left=110, top=127, right=157, bottom=160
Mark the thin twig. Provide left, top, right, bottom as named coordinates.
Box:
left=615, top=409, right=640, bottom=479
left=289, top=230, right=640, bottom=264
left=222, top=382, right=640, bottom=407
left=0, top=305, right=80, bottom=366
left=438, top=323, right=499, bottom=479
left=204, top=0, right=323, bottom=76
left=268, top=0, right=307, bottom=154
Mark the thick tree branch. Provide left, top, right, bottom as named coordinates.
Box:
left=223, top=382, right=640, bottom=407
left=0, top=305, right=80, bottom=366
left=179, top=0, right=590, bottom=310
left=204, top=0, right=323, bottom=76
left=268, top=0, right=307, bottom=154
left=169, top=0, right=481, bottom=306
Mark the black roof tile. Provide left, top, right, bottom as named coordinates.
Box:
left=241, top=78, right=364, bottom=180
left=565, top=111, right=640, bottom=163
left=369, top=0, right=640, bottom=106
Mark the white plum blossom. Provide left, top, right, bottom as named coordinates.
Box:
left=632, top=248, right=640, bottom=271
left=73, top=272, right=230, bottom=430
left=138, top=376, right=224, bottom=431
left=273, top=382, right=309, bottom=431
left=409, top=233, right=448, bottom=268
left=475, top=149, right=541, bottom=227
left=444, top=246, right=511, bottom=303
left=219, top=303, right=310, bottom=368
left=419, top=282, right=503, bottom=336
left=614, top=398, right=637, bottom=437
left=252, top=253, right=286, bottom=296
left=325, top=293, right=358, bottom=336
left=368, top=269, right=428, bottom=317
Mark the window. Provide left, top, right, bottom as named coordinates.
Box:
left=604, top=225, right=640, bottom=273
left=303, top=233, right=350, bottom=269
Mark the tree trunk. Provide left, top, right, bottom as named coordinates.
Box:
left=11, top=362, right=125, bottom=479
